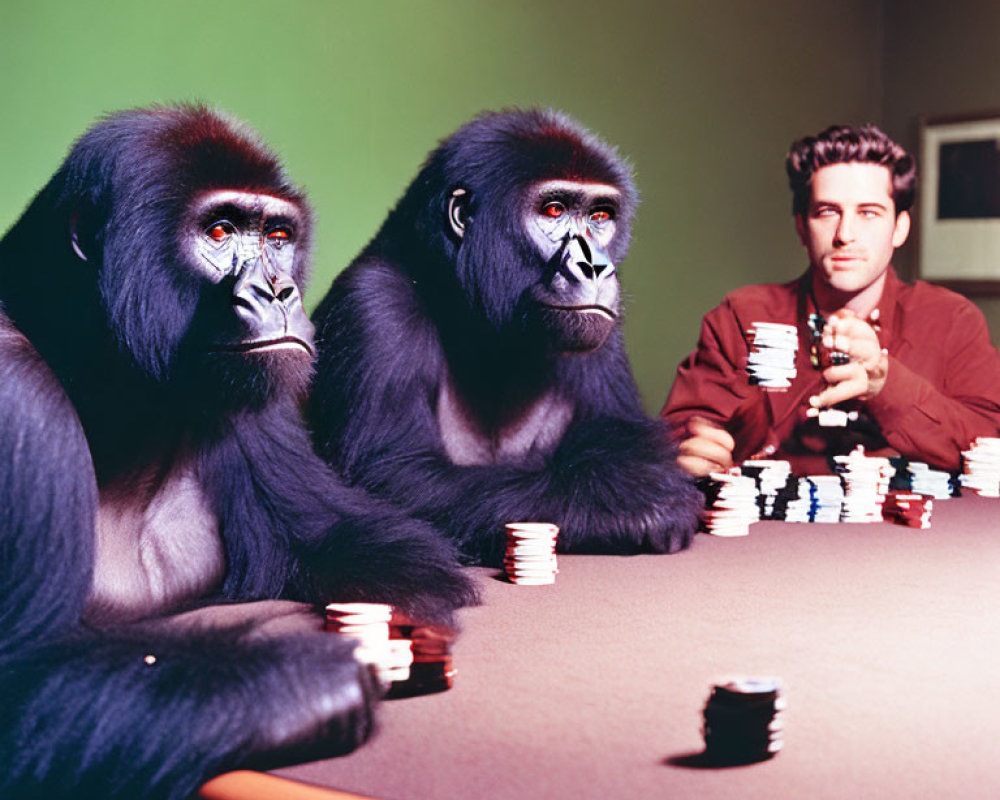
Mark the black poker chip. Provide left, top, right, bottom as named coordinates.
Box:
left=702, top=678, right=784, bottom=765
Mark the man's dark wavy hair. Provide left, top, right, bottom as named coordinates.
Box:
left=786, top=124, right=916, bottom=216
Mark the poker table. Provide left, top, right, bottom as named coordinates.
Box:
left=246, top=494, right=999, bottom=800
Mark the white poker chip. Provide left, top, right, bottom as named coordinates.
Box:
left=504, top=521, right=560, bottom=585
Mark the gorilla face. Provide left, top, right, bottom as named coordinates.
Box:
left=448, top=178, right=623, bottom=355
left=522, top=180, right=622, bottom=353
left=182, top=190, right=315, bottom=402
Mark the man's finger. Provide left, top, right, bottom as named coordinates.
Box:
left=687, top=417, right=736, bottom=451
left=809, top=373, right=867, bottom=408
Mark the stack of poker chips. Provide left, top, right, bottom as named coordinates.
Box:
left=386, top=613, right=458, bottom=698
left=503, top=522, right=559, bottom=585
left=746, top=322, right=798, bottom=390
left=325, top=602, right=414, bottom=687
left=741, top=460, right=795, bottom=520
left=809, top=475, right=846, bottom=523
left=832, top=446, right=895, bottom=523
left=702, top=471, right=760, bottom=536
left=702, top=677, right=785, bottom=764
left=883, top=492, right=934, bottom=529
left=782, top=477, right=818, bottom=523
left=907, top=462, right=959, bottom=499
left=960, top=437, right=1000, bottom=497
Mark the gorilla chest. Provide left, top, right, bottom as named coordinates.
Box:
left=85, top=461, right=225, bottom=622
left=436, top=375, right=573, bottom=465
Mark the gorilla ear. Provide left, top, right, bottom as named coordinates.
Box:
left=447, top=187, right=470, bottom=240
left=69, top=206, right=97, bottom=263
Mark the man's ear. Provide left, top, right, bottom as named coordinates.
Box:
left=892, top=210, right=911, bottom=248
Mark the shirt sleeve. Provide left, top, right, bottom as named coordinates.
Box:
left=661, top=300, right=770, bottom=458
left=864, top=299, right=1000, bottom=470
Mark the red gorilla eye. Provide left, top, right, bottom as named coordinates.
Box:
left=590, top=209, right=612, bottom=223
left=206, top=223, right=232, bottom=242
left=267, top=229, right=290, bottom=241
left=542, top=202, right=565, bottom=218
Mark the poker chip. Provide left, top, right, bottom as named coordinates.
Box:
left=813, top=407, right=859, bottom=428
left=883, top=492, right=933, bottom=529
left=385, top=614, right=458, bottom=699
left=325, top=602, right=405, bottom=687
left=503, top=522, right=559, bottom=585
left=807, top=475, right=846, bottom=523
left=746, top=322, right=797, bottom=390
left=782, top=477, right=817, bottom=523
left=832, top=446, right=894, bottom=523
left=741, top=460, right=795, bottom=520
left=906, top=462, right=959, bottom=499
left=702, top=677, right=785, bottom=764
left=702, top=471, right=759, bottom=536
left=960, top=437, right=1000, bottom=497
left=326, top=603, right=460, bottom=696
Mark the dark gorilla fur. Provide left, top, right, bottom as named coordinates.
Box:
left=309, top=108, right=702, bottom=565
left=0, top=105, right=476, bottom=800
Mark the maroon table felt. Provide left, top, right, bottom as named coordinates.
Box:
left=275, top=494, right=1000, bottom=800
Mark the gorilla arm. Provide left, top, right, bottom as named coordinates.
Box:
left=0, top=317, right=378, bottom=800
left=200, top=395, right=478, bottom=624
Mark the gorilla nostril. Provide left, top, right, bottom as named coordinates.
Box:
left=277, top=286, right=295, bottom=303
left=593, top=262, right=610, bottom=278
left=577, top=261, right=595, bottom=280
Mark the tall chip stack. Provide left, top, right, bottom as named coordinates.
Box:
left=746, top=322, right=798, bottom=390
left=960, top=437, right=1000, bottom=497
left=741, top=459, right=795, bottom=520
left=702, top=471, right=760, bottom=536
left=832, top=446, right=895, bottom=523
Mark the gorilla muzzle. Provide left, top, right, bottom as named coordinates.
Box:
left=231, top=255, right=315, bottom=355
left=555, top=235, right=618, bottom=314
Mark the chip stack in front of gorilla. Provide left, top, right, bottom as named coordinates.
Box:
left=503, top=523, right=559, bottom=584
left=386, top=614, right=457, bottom=698
left=702, top=678, right=785, bottom=764
left=325, top=603, right=413, bottom=686
left=746, top=323, right=798, bottom=390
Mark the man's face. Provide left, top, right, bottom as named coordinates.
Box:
left=795, top=163, right=910, bottom=295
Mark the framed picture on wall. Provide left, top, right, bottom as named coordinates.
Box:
left=919, top=112, right=1000, bottom=295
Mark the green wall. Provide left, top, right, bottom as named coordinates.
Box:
left=0, top=0, right=885, bottom=412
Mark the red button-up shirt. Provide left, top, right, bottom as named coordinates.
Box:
left=662, top=267, right=1000, bottom=472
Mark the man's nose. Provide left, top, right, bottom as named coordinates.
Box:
left=834, top=214, right=856, bottom=245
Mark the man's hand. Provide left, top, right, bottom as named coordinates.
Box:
left=677, top=416, right=735, bottom=477
left=809, top=309, right=888, bottom=410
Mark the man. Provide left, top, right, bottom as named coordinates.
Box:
left=663, top=124, right=1000, bottom=477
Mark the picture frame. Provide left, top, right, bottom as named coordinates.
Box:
left=918, top=111, right=1000, bottom=296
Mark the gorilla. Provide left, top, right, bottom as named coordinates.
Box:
left=0, top=105, right=475, bottom=800
left=308, top=108, right=701, bottom=566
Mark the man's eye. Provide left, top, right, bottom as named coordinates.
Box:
left=206, top=222, right=234, bottom=242
left=542, top=202, right=566, bottom=219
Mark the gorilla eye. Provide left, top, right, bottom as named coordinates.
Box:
left=589, top=209, right=614, bottom=224
left=206, top=222, right=234, bottom=242
left=266, top=228, right=291, bottom=244
left=542, top=202, right=566, bottom=218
